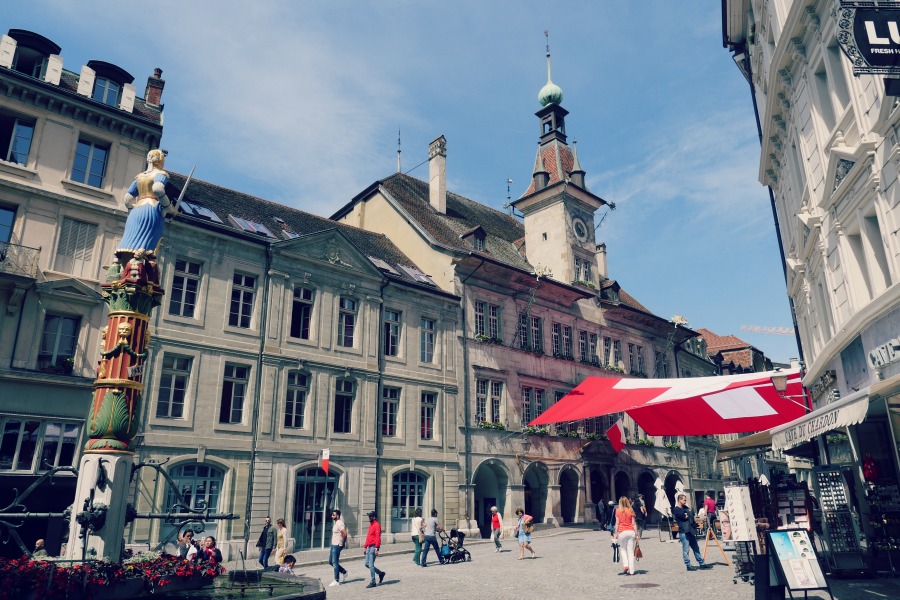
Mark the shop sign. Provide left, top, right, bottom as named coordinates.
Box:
left=837, top=2, right=900, bottom=75
left=771, top=392, right=869, bottom=451
left=868, top=337, right=900, bottom=369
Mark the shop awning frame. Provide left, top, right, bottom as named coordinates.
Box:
left=716, top=430, right=773, bottom=462
left=770, top=387, right=871, bottom=452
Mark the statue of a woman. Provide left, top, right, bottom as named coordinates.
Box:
left=119, top=149, right=175, bottom=257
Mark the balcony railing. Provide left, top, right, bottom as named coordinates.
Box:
left=0, top=241, right=41, bottom=279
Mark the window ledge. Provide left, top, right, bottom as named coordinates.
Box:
left=0, top=160, right=37, bottom=180
left=60, top=179, right=115, bottom=202
left=162, top=314, right=204, bottom=328
left=279, top=429, right=313, bottom=438
left=148, top=417, right=193, bottom=429
left=223, top=324, right=260, bottom=338
left=213, top=422, right=251, bottom=433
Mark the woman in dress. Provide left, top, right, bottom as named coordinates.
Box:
left=119, top=148, right=176, bottom=256
left=514, top=507, right=535, bottom=560
left=612, top=496, right=638, bottom=576
left=274, top=518, right=289, bottom=564
left=410, top=508, right=424, bottom=565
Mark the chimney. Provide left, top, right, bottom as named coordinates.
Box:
left=596, top=242, right=608, bottom=279
left=144, top=67, right=165, bottom=107
left=428, top=135, right=447, bottom=213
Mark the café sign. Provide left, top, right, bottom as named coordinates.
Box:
left=837, top=2, right=900, bottom=75
left=771, top=391, right=870, bottom=451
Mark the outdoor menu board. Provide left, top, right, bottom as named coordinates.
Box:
left=767, top=530, right=830, bottom=594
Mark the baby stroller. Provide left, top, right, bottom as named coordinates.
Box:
left=439, top=529, right=472, bottom=564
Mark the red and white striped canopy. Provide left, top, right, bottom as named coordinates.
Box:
left=529, top=369, right=807, bottom=436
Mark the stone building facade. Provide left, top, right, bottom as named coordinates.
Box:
left=0, top=28, right=162, bottom=556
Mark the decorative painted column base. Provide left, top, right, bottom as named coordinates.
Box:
left=63, top=453, right=133, bottom=561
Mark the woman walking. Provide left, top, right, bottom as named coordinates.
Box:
left=410, top=508, right=424, bottom=565
left=514, top=508, right=535, bottom=560
left=612, top=496, right=638, bottom=576
left=420, top=509, right=444, bottom=566
left=274, top=518, right=289, bottom=565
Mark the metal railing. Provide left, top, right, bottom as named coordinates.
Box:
left=0, top=240, right=41, bottom=279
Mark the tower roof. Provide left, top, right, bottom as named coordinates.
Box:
left=538, top=50, right=563, bottom=106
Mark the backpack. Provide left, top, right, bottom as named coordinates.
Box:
left=523, top=517, right=535, bottom=534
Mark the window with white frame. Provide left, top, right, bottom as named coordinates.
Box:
left=420, top=391, right=436, bottom=440
left=164, top=463, right=224, bottom=540
left=530, top=316, right=543, bottom=352
left=284, top=371, right=309, bottom=429
left=381, top=386, right=399, bottom=437
left=169, top=259, right=202, bottom=318
left=0, top=112, right=35, bottom=165
left=156, top=354, right=192, bottom=419
left=574, top=256, right=593, bottom=283
left=656, top=350, right=668, bottom=377
left=476, top=378, right=503, bottom=424
left=337, top=297, right=356, bottom=347
left=228, top=273, right=255, bottom=329
left=636, top=346, right=645, bottom=375
left=522, top=386, right=545, bottom=424
left=474, top=301, right=486, bottom=336
left=420, top=318, right=435, bottom=363
left=554, top=390, right=572, bottom=433
left=38, top=314, right=79, bottom=371
left=383, top=310, right=401, bottom=356
left=551, top=323, right=561, bottom=356
left=579, top=331, right=588, bottom=361
left=219, top=363, right=248, bottom=424
left=290, top=287, right=314, bottom=340
left=613, top=340, right=622, bottom=368
left=603, top=336, right=612, bottom=367
left=92, top=77, right=121, bottom=106
left=334, top=379, right=354, bottom=433
left=54, top=217, right=97, bottom=278
left=0, top=418, right=80, bottom=473
left=391, top=471, right=425, bottom=533
left=71, top=139, right=109, bottom=188
left=628, top=343, right=636, bottom=373
left=589, top=333, right=598, bottom=364
left=562, top=326, right=573, bottom=358
left=488, top=304, right=500, bottom=339
left=518, top=314, right=529, bottom=350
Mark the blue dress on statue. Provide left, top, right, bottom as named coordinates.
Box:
left=119, top=171, right=168, bottom=255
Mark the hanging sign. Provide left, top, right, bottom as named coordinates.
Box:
left=837, top=2, right=900, bottom=74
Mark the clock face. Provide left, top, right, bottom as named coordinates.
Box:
left=573, top=218, right=589, bottom=242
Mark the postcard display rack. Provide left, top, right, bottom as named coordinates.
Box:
left=865, top=482, right=900, bottom=573
left=725, top=483, right=758, bottom=583
left=774, top=482, right=812, bottom=530
left=813, top=466, right=866, bottom=572
left=766, top=529, right=833, bottom=599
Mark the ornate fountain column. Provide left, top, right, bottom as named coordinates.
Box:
left=64, top=149, right=174, bottom=561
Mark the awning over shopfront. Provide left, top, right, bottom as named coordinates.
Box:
left=530, top=369, right=807, bottom=435
left=716, top=429, right=772, bottom=462
left=770, top=388, right=870, bottom=452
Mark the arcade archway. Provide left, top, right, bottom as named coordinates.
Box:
left=473, top=460, right=509, bottom=538
left=523, top=463, right=549, bottom=523
left=613, top=471, right=631, bottom=500
left=559, top=467, right=579, bottom=523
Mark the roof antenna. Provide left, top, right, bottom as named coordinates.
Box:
left=503, top=178, right=514, bottom=214
left=397, top=127, right=402, bottom=173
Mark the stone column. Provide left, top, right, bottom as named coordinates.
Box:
left=544, top=484, right=560, bottom=526
left=575, top=482, right=587, bottom=523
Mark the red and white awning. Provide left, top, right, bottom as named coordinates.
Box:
left=529, top=369, right=807, bottom=436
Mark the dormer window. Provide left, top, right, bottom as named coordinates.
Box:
left=461, top=226, right=487, bottom=253
left=4, top=30, right=60, bottom=79
left=473, top=234, right=486, bottom=251
left=92, top=77, right=120, bottom=106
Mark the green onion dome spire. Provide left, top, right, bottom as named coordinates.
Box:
left=538, top=43, right=563, bottom=106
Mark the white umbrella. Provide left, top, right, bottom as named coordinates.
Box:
left=653, top=477, right=670, bottom=517
left=759, top=474, right=770, bottom=487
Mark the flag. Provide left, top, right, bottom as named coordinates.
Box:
left=606, top=419, right=626, bottom=453
left=322, top=449, right=330, bottom=475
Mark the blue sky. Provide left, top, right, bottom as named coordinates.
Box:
left=9, top=1, right=800, bottom=361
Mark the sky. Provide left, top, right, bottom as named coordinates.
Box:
left=8, top=1, right=801, bottom=362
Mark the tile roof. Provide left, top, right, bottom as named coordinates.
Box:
left=165, top=172, right=449, bottom=294
left=696, top=328, right=753, bottom=353
left=719, top=349, right=754, bottom=369
left=521, top=140, right=576, bottom=197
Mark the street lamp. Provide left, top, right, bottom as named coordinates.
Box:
left=770, top=369, right=789, bottom=396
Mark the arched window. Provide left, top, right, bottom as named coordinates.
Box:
left=293, top=467, right=340, bottom=551
left=163, top=463, right=225, bottom=544
left=392, top=471, right=426, bottom=533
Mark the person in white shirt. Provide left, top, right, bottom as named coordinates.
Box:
left=328, top=509, right=349, bottom=586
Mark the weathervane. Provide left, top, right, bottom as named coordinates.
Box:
left=545, top=29, right=550, bottom=57
left=397, top=127, right=402, bottom=173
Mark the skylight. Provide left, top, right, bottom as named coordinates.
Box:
left=180, top=200, right=223, bottom=223
left=367, top=256, right=399, bottom=275
left=281, top=230, right=300, bottom=240
left=229, top=215, right=276, bottom=238
left=397, top=264, right=436, bottom=286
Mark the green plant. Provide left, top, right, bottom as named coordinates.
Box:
left=584, top=432, right=608, bottom=441
left=825, top=433, right=848, bottom=444
left=522, top=425, right=549, bottom=435
left=566, top=430, right=582, bottom=438
left=573, top=280, right=598, bottom=290
left=633, top=438, right=655, bottom=447
left=664, top=442, right=681, bottom=450
left=478, top=420, right=506, bottom=431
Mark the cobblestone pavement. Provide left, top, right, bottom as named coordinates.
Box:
left=270, top=528, right=900, bottom=599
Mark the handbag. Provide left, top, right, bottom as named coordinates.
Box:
left=418, top=532, right=425, bottom=544
left=523, top=518, right=535, bottom=534
left=634, top=539, right=643, bottom=560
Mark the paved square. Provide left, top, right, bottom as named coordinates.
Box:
left=297, top=528, right=900, bottom=599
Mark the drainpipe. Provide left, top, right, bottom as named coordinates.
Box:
left=374, top=279, right=389, bottom=515
left=459, top=258, right=485, bottom=526
left=243, top=243, right=273, bottom=558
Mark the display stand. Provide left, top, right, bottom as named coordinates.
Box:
left=774, top=482, right=812, bottom=530
left=813, top=466, right=867, bottom=573
left=733, top=540, right=756, bottom=584
left=725, top=483, right=758, bottom=543
left=865, top=481, right=900, bottom=574
left=766, top=530, right=833, bottom=599
left=702, top=524, right=731, bottom=566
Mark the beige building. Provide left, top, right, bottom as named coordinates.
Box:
left=0, top=28, right=162, bottom=556
left=333, top=62, right=699, bottom=532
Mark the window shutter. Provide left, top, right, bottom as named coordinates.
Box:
left=76, top=65, right=95, bottom=97
left=119, top=83, right=135, bottom=113
left=44, top=54, right=63, bottom=85
left=54, top=218, right=76, bottom=273
left=0, top=35, right=15, bottom=69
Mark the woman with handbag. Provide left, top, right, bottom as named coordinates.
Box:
left=612, top=497, right=638, bottom=576
left=410, top=508, right=424, bottom=565
left=514, top=507, right=536, bottom=560
left=274, top=518, right=289, bottom=565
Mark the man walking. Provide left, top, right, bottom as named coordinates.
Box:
left=363, top=511, right=385, bottom=588
left=633, top=494, right=647, bottom=538
left=672, top=494, right=711, bottom=571
left=704, top=492, right=718, bottom=537
left=328, top=509, right=348, bottom=587
left=256, top=516, right=276, bottom=570
left=490, top=506, right=503, bottom=552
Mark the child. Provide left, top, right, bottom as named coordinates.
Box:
left=279, top=554, right=297, bottom=574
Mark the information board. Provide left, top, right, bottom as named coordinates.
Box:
left=767, top=530, right=829, bottom=592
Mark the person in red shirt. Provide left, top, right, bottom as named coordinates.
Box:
left=490, top=506, right=503, bottom=552
left=704, top=493, right=718, bottom=537
left=363, top=511, right=385, bottom=588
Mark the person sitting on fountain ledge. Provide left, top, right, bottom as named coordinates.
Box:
left=279, top=555, right=297, bottom=574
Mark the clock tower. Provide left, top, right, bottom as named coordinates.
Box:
left=511, top=44, right=609, bottom=288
